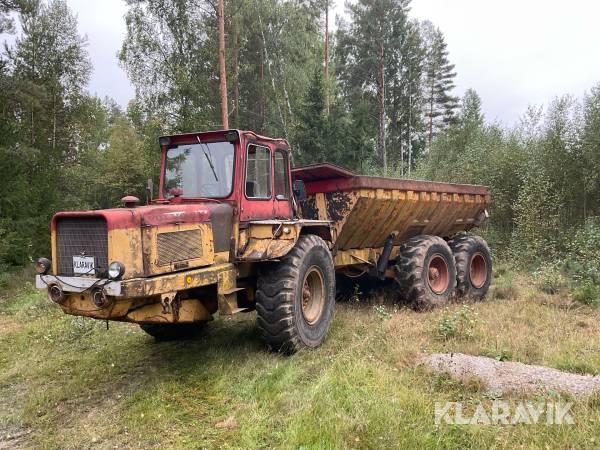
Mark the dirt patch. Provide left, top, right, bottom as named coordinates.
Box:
left=0, top=383, right=31, bottom=449
left=420, top=353, right=600, bottom=398
left=0, top=315, right=24, bottom=334
left=0, top=428, right=32, bottom=450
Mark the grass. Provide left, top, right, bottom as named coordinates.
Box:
left=2, top=265, right=600, bottom=449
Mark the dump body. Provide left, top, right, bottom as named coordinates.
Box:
left=292, top=163, right=491, bottom=251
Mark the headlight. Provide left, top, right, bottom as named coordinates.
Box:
left=34, top=258, right=52, bottom=275
left=108, top=261, right=125, bottom=280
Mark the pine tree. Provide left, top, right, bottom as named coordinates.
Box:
left=421, top=21, right=458, bottom=146
left=386, top=19, right=425, bottom=175
left=295, top=68, right=327, bottom=164
left=460, top=88, right=484, bottom=129
left=337, top=0, right=411, bottom=175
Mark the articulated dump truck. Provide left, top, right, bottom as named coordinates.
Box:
left=35, top=130, right=491, bottom=353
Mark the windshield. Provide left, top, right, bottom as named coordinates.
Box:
left=164, top=141, right=235, bottom=198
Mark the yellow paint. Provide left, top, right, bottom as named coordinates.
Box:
left=237, top=222, right=301, bottom=260
left=109, top=227, right=145, bottom=278
left=125, top=299, right=211, bottom=323
left=141, top=222, right=215, bottom=276
left=121, top=262, right=235, bottom=298
left=315, top=193, right=328, bottom=220
left=312, top=186, right=490, bottom=251
left=50, top=231, right=58, bottom=274
left=217, top=269, right=239, bottom=314
left=58, top=293, right=133, bottom=319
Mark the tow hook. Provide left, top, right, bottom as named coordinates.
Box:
left=160, top=292, right=180, bottom=322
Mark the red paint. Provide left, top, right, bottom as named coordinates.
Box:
left=157, top=129, right=293, bottom=222
left=292, top=163, right=490, bottom=197
left=54, top=130, right=295, bottom=234
left=52, top=204, right=216, bottom=232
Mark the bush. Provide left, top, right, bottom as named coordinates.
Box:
left=566, top=217, right=600, bottom=285
left=532, top=262, right=565, bottom=294
left=571, top=281, right=600, bottom=307
left=435, top=305, right=479, bottom=341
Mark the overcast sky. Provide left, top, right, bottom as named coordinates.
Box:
left=67, top=0, right=600, bottom=126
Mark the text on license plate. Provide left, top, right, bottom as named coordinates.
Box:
left=73, top=256, right=95, bottom=275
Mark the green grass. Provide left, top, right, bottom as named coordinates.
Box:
left=2, top=267, right=600, bottom=449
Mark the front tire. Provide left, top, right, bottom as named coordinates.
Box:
left=256, top=234, right=335, bottom=353
left=394, top=235, right=457, bottom=311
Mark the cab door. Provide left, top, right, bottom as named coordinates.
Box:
left=239, top=142, right=293, bottom=222
left=239, top=142, right=273, bottom=221
left=272, top=148, right=293, bottom=219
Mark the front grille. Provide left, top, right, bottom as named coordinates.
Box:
left=56, top=217, right=108, bottom=276
left=157, top=230, right=203, bottom=266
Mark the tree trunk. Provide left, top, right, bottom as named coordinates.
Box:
left=52, top=91, right=56, bottom=150
left=232, top=18, right=239, bottom=127
left=408, top=77, right=412, bottom=175
left=217, top=0, right=229, bottom=129
left=428, top=75, right=434, bottom=147
left=259, top=45, right=265, bottom=132
left=324, top=0, right=329, bottom=116
left=257, top=8, right=288, bottom=141
left=377, top=40, right=386, bottom=175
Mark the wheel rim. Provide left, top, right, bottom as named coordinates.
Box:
left=301, top=266, right=325, bottom=325
left=469, top=252, right=487, bottom=289
left=427, top=254, right=449, bottom=294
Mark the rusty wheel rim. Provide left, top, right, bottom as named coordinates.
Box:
left=469, top=252, right=487, bottom=289
left=301, top=266, right=325, bottom=325
left=427, top=254, right=449, bottom=294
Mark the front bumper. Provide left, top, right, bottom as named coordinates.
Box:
left=35, top=263, right=239, bottom=322
left=36, top=275, right=122, bottom=296
left=36, top=263, right=236, bottom=299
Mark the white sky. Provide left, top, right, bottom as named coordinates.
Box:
left=17, top=0, right=600, bottom=126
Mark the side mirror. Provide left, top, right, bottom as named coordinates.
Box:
left=292, top=180, right=307, bottom=201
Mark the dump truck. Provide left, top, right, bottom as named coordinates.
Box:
left=34, top=129, right=492, bottom=352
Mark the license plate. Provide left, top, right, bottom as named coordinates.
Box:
left=73, top=256, right=95, bottom=275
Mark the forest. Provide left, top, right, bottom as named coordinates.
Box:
left=0, top=0, right=598, bottom=301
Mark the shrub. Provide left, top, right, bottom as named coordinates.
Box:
left=566, top=217, right=600, bottom=285
left=532, top=262, right=565, bottom=294
left=435, top=305, right=478, bottom=341
left=372, top=305, right=392, bottom=320
left=571, top=281, right=600, bottom=307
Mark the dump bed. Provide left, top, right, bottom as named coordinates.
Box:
left=292, top=163, right=491, bottom=251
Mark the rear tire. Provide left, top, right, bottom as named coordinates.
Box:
left=139, top=322, right=206, bottom=341
left=394, top=235, right=457, bottom=311
left=256, top=234, right=335, bottom=354
left=449, top=235, right=492, bottom=299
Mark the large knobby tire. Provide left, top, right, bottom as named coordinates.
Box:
left=449, top=235, right=492, bottom=299
left=139, top=322, right=206, bottom=341
left=256, top=234, right=335, bottom=354
left=394, top=235, right=457, bottom=311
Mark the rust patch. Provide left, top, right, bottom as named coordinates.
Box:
left=300, top=196, right=318, bottom=220
left=326, top=192, right=353, bottom=222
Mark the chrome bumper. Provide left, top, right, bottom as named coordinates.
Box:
left=36, top=275, right=122, bottom=296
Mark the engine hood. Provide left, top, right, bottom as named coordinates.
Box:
left=52, top=202, right=234, bottom=254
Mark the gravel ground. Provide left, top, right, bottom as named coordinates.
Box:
left=420, top=353, right=600, bottom=398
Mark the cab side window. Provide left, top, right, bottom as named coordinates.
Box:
left=274, top=150, right=289, bottom=199
left=245, top=144, right=272, bottom=199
